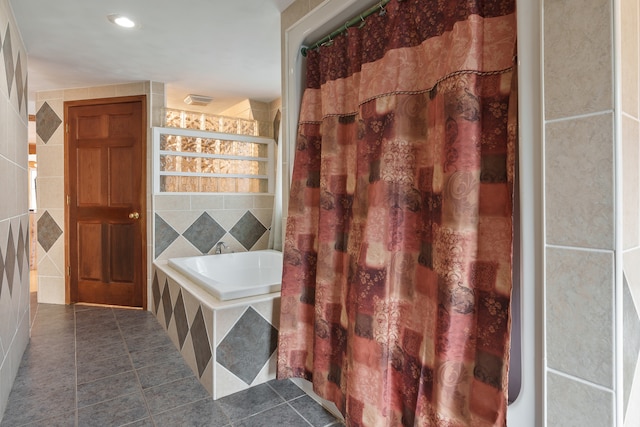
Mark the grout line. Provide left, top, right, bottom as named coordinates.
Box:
left=114, top=307, right=157, bottom=426
left=546, top=367, right=615, bottom=393
left=285, top=400, right=315, bottom=427
left=73, top=304, right=79, bottom=427
left=545, top=243, right=615, bottom=254
left=545, top=109, right=615, bottom=125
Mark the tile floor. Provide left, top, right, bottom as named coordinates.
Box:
left=1, top=303, right=343, bottom=427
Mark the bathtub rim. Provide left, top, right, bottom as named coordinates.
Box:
left=167, top=250, right=283, bottom=301
left=154, top=258, right=282, bottom=311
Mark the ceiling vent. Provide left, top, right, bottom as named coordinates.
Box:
left=184, top=94, right=213, bottom=106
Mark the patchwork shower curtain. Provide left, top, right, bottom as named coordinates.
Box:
left=277, top=1, right=517, bottom=425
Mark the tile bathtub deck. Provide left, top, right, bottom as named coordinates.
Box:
left=1, top=304, right=343, bottom=427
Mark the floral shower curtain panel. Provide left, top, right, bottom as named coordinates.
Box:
left=277, top=1, right=517, bottom=425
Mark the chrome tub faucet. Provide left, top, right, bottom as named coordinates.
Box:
left=214, top=241, right=228, bottom=254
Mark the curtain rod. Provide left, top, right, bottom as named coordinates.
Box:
left=300, top=0, right=392, bottom=57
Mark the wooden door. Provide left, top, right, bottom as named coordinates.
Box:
left=66, top=96, right=146, bottom=308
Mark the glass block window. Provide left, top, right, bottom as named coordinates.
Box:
left=153, top=127, right=274, bottom=194
left=164, top=108, right=259, bottom=136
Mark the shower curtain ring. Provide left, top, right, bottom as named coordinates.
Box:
left=358, top=14, right=366, bottom=28
left=379, top=2, right=387, bottom=16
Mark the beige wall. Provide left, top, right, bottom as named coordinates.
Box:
left=543, top=3, right=616, bottom=425
left=544, top=0, right=640, bottom=424
left=0, top=0, right=30, bottom=418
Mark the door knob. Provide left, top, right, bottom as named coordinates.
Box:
left=128, top=212, right=140, bottom=219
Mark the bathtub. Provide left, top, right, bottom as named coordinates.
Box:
left=152, top=250, right=283, bottom=400
left=167, top=250, right=283, bottom=301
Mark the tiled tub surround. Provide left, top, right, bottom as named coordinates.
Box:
left=154, top=194, right=274, bottom=260
left=152, top=260, right=281, bottom=399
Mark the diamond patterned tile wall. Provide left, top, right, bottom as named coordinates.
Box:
left=191, top=306, right=213, bottom=378
left=161, top=279, right=173, bottom=329
left=0, top=246, right=4, bottom=299
left=35, top=101, right=62, bottom=144
left=17, top=224, right=25, bottom=279
left=15, top=53, right=22, bottom=108
left=155, top=209, right=270, bottom=258
left=174, top=290, right=190, bottom=349
left=152, top=273, right=161, bottom=314
left=37, top=210, right=63, bottom=252
left=229, top=212, right=267, bottom=251
left=155, top=214, right=179, bottom=258
left=182, top=213, right=225, bottom=254
left=216, top=307, right=278, bottom=385
left=0, top=20, right=27, bottom=113
left=1, top=224, right=29, bottom=301
left=6, top=224, right=15, bottom=296
left=3, top=24, right=13, bottom=95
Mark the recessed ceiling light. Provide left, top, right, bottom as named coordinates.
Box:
left=107, top=14, right=136, bottom=28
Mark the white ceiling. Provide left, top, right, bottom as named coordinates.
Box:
left=9, top=0, right=297, bottom=114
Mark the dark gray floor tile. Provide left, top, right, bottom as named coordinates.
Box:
left=143, top=376, right=210, bottom=415
left=118, top=318, right=167, bottom=339
left=14, top=358, right=76, bottom=387
left=0, top=386, right=75, bottom=426
left=289, top=395, right=340, bottom=427
left=34, top=304, right=75, bottom=321
left=124, top=330, right=173, bottom=352
left=234, top=403, right=311, bottom=427
left=75, top=330, right=125, bottom=351
left=77, top=354, right=135, bottom=385
left=113, top=307, right=153, bottom=322
left=22, top=411, right=76, bottom=427
left=18, top=346, right=75, bottom=373
left=76, top=340, right=129, bottom=365
left=28, top=330, right=76, bottom=348
left=75, top=320, right=120, bottom=337
left=136, top=357, right=194, bottom=389
left=76, top=338, right=125, bottom=355
left=129, top=343, right=183, bottom=369
left=34, top=305, right=75, bottom=318
left=121, top=417, right=155, bottom=427
left=77, top=371, right=141, bottom=408
left=75, top=319, right=119, bottom=335
left=152, top=398, right=231, bottom=427
left=216, top=383, right=284, bottom=421
left=30, top=321, right=75, bottom=338
left=8, top=372, right=75, bottom=402
left=77, top=391, right=149, bottom=427
left=267, top=379, right=306, bottom=401
left=74, top=306, right=115, bottom=318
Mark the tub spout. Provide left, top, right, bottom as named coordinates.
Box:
left=214, top=241, right=228, bottom=254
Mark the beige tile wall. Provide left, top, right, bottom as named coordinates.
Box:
left=543, top=0, right=633, bottom=424
left=153, top=193, right=274, bottom=261
left=0, top=0, right=30, bottom=419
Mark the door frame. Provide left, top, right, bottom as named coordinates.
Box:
left=64, top=95, right=148, bottom=308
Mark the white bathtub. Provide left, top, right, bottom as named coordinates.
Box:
left=167, top=250, right=283, bottom=301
